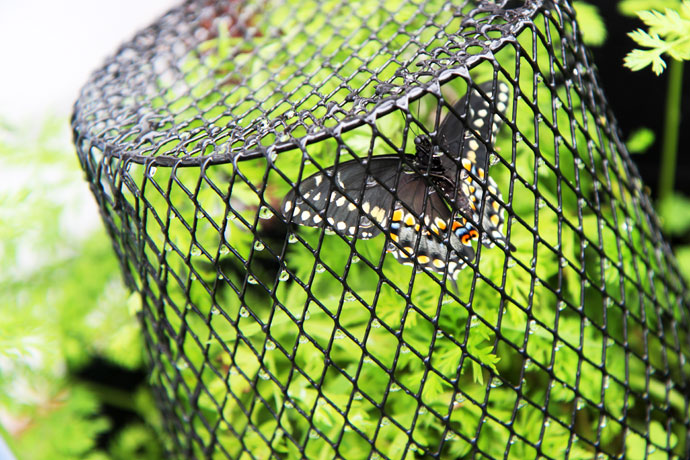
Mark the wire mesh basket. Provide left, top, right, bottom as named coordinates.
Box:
left=72, top=0, right=690, bottom=458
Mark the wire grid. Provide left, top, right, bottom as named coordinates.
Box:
left=72, top=0, right=690, bottom=458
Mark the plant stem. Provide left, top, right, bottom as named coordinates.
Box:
left=658, top=58, right=684, bottom=203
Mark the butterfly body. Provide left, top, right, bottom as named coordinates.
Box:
left=282, top=81, right=510, bottom=279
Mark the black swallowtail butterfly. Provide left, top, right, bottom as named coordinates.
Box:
left=282, top=81, right=511, bottom=279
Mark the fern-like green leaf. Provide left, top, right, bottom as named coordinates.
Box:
left=625, top=1, right=690, bottom=73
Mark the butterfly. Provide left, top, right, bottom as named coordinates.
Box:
left=282, top=81, right=511, bottom=279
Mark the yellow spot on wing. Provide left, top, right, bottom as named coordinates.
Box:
left=372, top=206, right=386, bottom=223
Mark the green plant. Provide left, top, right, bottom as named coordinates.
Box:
left=620, top=0, right=690, bottom=281
left=0, top=119, right=163, bottom=459
left=104, top=2, right=688, bottom=458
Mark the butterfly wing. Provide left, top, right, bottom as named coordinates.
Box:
left=437, top=81, right=511, bottom=249
left=281, top=81, right=512, bottom=280
left=283, top=155, right=477, bottom=278
left=388, top=174, right=476, bottom=279
left=283, top=155, right=409, bottom=238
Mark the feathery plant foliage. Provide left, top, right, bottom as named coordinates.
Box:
left=0, top=119, right=163, bottom=459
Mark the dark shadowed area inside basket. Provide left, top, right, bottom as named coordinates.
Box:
left=72, top=0, right=690, bottom=458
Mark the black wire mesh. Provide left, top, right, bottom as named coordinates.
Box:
left=72, top=0, right=690, bottom=458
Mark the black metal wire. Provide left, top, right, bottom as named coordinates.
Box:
left=73, top=0, right=690, bottom=458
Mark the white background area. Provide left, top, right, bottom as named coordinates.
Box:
left=0, top=0, right=178, bottom=123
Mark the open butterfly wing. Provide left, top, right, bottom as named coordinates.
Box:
left=283, top=155, right=409, bottom=238
left=283, top=154, right=477, bottom=278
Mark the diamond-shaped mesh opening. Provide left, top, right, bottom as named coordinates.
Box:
left=73, top=0, right=689, bottom=458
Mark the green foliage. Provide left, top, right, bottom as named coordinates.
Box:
left=0, top=120, right=162, bottom=459
left=658, top=192, right=690, bottom=235
left=103, top=4, right=689, bottom=458
left=619, top=0, right=681, bottom=17
left=573, top=2, right=607, bottom=46
left=659, top=192, right=690, bottom=284
left=623, top=0, right=690, bottom=74
left=8, top=386, right=110, bottom=460
left=625, top=127, right=656, bottom=153
left=675, top=246, right=690, bottom=283
left=13, top=1, right=680, bottom=458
